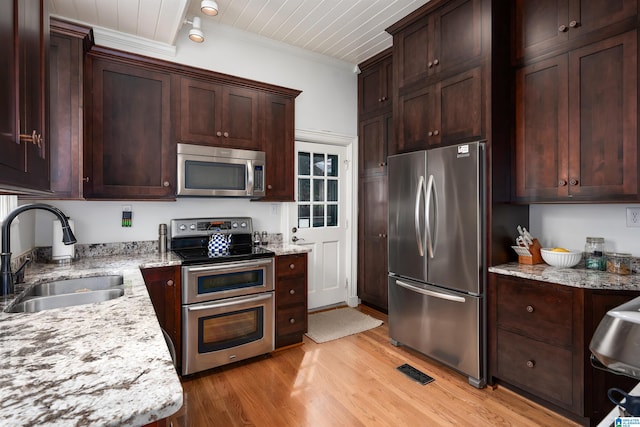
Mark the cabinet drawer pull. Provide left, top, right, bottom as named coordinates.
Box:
left=526, top=305, right=534, bottom=313
left=167, top=280, right=174, bottom=287
left=569, top=179, right=578, bottom=186
left=289, top=263, right=296, bottom=270
left=558, top=179, right=567, bottom=187
left=289, top=318, right=296, bottom=324
left=163, top=181, right=170, bottom=187
left=558, top=24, right=567, bottom=32
left=526, top=360, right=535, bottom=368
left=289, top=289, right=295, bottom=295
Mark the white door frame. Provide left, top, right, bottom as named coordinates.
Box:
left=290, top=129, right=358, bottom=307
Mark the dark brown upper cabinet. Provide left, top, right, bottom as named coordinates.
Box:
left=389, top=0, right=482, bottom=90
left=358, top=50, right=393, bottom=116
left=513, top=0, right=637, bottom=62
left=177, top=77, right=260, bottom=151
left=84, top=55, right=175, bottom=199
left=0, top=0, right=50, bottom=194
left=515, top=31, right=637, bottom=201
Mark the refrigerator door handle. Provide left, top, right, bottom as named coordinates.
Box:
left=414, top=175, right=426, bottom=257
left=425, top=174, right=438, bottom=258
left=395, top=279, right=466, bottom=303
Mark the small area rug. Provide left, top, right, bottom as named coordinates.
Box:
left=305, top=307, right=383, bottom=343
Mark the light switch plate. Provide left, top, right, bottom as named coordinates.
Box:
left=626, top=207, right=640, bottom=227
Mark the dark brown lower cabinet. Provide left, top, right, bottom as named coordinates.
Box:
left=141, top=266, right=181, bottom=370
left=275, top=253, right=308, bottom=348
left=489, top=273, right=640, bottom=426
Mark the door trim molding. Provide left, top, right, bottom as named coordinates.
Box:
left=295, top=129, right=354, bottom=146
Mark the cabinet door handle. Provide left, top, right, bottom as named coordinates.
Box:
left=558, top=179, right=567, bottom=187
left=163, top=181, right=170, bottom=187
left=428, top=131, right=433, bottom=136
left=428, top=61, right=433, bottom=68
left=433, top=59, right=439, bottom=66
left=569, top=179, right=579, bottom=186
left=82, top=177, right=90, bottom=183
left=526, top=360, right=535, bottom=368
left=569, top=20, right=579, bottom=28
left=167, top=280, right=174, bottom=287
left=433, top=130, right=439, bottom=136
left=379, top=162, right=386, bottom=167
left=289, top=263, right=296, bottom=270
left=558, top=24, right=568, bottom=32
left=216, top=131, right=222, bottom=137
left=267, top=184, right=273, bottom=190
left=289, top=289, right=295, bottom=295
left=526, top=305, right=534, bottom=313
left=289, top=318, right=296, bottom=324
left=223, top=132, right=229, bottom=138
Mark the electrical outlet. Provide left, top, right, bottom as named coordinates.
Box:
left=626, top=207, right=640, bottom=227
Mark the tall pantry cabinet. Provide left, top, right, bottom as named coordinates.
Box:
left=357, top=0, right=523, bottom=310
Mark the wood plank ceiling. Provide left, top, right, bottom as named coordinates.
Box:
left=49, top=0, right=432, bottom=64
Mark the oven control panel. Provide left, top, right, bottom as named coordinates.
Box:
left=170, top=217, right=253, bottom=238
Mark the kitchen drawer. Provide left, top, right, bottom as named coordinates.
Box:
left=276, top=254, right=307, bottom=278
left=276, top=305, right=306, bottom=336
left=276, top=276, right=306, bottom=306
left=496, top=278, right=573, bottom=347
left=497, top=329, right=573, bottom=408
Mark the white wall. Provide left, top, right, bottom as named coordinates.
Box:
left=530, top=204, right=640, bottom=256
left=22, top=22, right=358, bottom=251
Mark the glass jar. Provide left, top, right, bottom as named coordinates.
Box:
left=585, top=237, right=606, bottom=271
left=606, top=252, right=632, bottom=275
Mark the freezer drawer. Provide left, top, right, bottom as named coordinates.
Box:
left=388, top=275, right=484, bottom=387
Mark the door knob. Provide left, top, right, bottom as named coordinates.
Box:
left=291, top=236, right=305, bottom=242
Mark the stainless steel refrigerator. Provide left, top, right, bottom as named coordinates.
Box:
left=388, top=141, right=485, bottom=388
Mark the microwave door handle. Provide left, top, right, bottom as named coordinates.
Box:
left=186, top=293, right=273, bottom=312
left=246, top=160, right=254, bottom=196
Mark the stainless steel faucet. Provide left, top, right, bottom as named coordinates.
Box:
left=1, top=203, right=77, bottom=296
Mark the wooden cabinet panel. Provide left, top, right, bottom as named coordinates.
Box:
left=359, top=52, right=392, bottom=115
left=515, top=31, right=637, bottom=201
left=0, top=0, right=50, bottom=194
left=357, top=175, right=388, bottom=311
left=392, top=0, right=481, bottom=89
left=514, top=0, right=637, bottom=60
left=567, top=31, right=637, bottom=198
left=497, top=329, right=574, bottom=407
left=496, top=275, right=573, bottom=347
left=141, top=266, right=181, bottom=370
left=85, top=57, right=174, bottom=199
left=261, top=92, right=295, bottom=201
left=275, top=254, right=308, bottom=348
left=178, top=77, right=260, bottom=150
left=395, top=66, right=482, bottom=153
left=359, top=114, right=391, bottom=176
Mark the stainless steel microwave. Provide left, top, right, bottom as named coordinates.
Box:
left=177, top=143, right=266, bottom=197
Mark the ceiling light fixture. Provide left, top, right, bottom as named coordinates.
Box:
left=185, top=17, right=204, bottom=43
left=200, top=0, right=219, bottom=16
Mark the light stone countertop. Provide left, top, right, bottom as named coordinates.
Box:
left=0, top=252, right=183, bottom=427
left=264, top=243, right=311, bottom=256
left=489, top=262, right=640, bottom=291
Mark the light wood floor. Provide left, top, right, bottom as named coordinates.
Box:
left=166, top=306, right=580, bottom=427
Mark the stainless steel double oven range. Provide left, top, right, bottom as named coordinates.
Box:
left=170, top=217, right=275, bottom=376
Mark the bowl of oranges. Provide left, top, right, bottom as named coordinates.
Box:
left=540, top=247, right=582, bottom=268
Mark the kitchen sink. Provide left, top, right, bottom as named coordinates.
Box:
left=24, top=275, right=123, bottom=297
left=6, top=275, right=125, bottom=313
left=8, top=289, right=125, bottom=313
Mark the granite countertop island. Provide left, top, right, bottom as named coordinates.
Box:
left=0, top=241, right=310, bottom=426
left=489, top=261, right=640, bottom=291
left=0, top=251, right=184, bottom=427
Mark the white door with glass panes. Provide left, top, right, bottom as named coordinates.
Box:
left=289, top=141, right=348, bottom=309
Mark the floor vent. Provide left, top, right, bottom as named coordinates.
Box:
left=397, top=363, right=434, bottom=385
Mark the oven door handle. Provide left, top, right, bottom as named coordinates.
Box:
left=185, top=292, right=273, bottom=312
left=185, top=258, right=273, bottom=273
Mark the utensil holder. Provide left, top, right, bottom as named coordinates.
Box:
left=518, top=239, right=543, bottom=265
